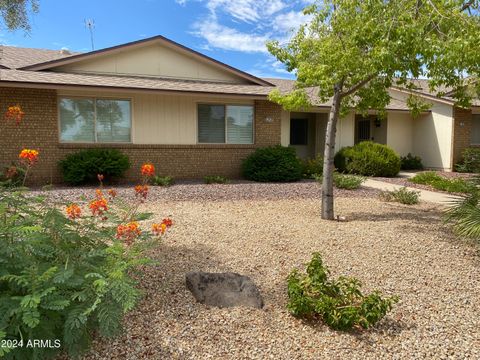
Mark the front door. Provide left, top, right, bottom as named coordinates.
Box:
left=355, top=116, right=371, bottom=144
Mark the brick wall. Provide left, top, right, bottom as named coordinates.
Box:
left=0, top=88, right=283, bottom=185
left=451, top=107, right=473, bottom=167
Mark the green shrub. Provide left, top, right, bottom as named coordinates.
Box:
left=0, top=164, right=25, bottom=188
left=445, top=189, right=480, bottom=240
left=0, top=188, right=167, bottom=359
left=287, top=253, right=399, bottom=331
left=410, top=171, right=476, bottom=193
left=409, top=171, right=442, bottom=184
left=456, top=147, right=480, bottom=173
left=151, top=175, right=175, bottom=187
left=379, top=187, right=420, bottom=205
left=401, top=153, right=423, bottom=170
left=242, top=146, right=303, bottom=182
left=302, top=154, right=324, bottom=178
left=59, top=149, right=130, bottom=185
left=204, top=175, right=229, bottom=184
left=334, top=141, right=401, bottom=177
left=333, top=173, right=365, bottom=189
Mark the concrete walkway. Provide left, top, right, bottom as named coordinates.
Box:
left=363, top=178, right=462, bottom=206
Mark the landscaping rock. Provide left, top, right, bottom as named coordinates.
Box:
left=185, top=271, right=264, bottom=309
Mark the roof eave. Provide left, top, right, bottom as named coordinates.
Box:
left=17, top=35, right=275, bottom=87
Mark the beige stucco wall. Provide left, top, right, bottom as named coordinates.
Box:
left=413, top=102, right=453, bottom=169
left=335, top=112, right=355, bottom=151
left=389, top=89, right=453, bottom=169
left=280, top=109, right=290, bottom=146
left=58, top=90, right=254, bottom=145
left=386, top=112, right=413, bottom=156
left=56, top=43, right=249, bottom=84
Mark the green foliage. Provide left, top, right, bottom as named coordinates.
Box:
left=242, top=146, right=303, bottom=182
left=406, top=95, right=432, bottom=119
left=333, top=173, right=365, bottom=190
left=445, top=187, right=480, bottom=240
left=0, top=164, right=25, bottom=188
left=59, top=149, right=130, bottom=185
left=0, top=189, right=156, bottom=359
left=334, top=142, right=401, bottom=177
left=379, top=187, right=420, bottom=205
left=0, top=0, right=38, bottom=31
left=400, top=153, right=423, bottom=170
left=287, top=253, right=399, bottom=331
left=204, top=176, right=229, bottom=184
left=151, top=176, right=175, bottom=187
left=302, top=154, right=324, bottom=179
left=410, top=171, right=476, bottom=193
left=456, top=148, right=480, bottom=173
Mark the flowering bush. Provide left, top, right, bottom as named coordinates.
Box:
left=0, top=164, right=172, bottom=359
left=4, top=105, right=25, bottom=124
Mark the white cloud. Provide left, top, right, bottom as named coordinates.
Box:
left=192, top=18, right=270, bottom=53
left=273, top=10, right=312, bottom=33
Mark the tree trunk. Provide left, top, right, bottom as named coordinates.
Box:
left=321, top=88, right=343, bottom=220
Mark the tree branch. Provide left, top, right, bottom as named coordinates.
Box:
left=461, top=1, right=476, bottom=11
left=341, top=74, right=377, bottom=97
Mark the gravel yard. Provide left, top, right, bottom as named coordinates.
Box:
left=44, top=182, right=479, bottom=359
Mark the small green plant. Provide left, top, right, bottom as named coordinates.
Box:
left=379, top=187, right=420, bottom=205
left=410, top=171, right=476, bottom=193
left=242, top=145, right=303, bottom=182
left=151, top=175, right=175, bottom=187
left=59, top=149, right=130, bottom=185
left=287, top=253, right=399, bottom=331
left=334, top=141, right=401, bottom=177
left=445, top=188, right=480, bottom=240
left=456, top=147, right=480, bottom=173
left=333, top=173, right=365, bottom=189
left=401, top=153, right=423, bottom=170
left=302, top=154, right=323, bottom=178
left=204, top=175, right=229, bottom=184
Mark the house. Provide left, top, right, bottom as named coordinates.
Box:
left=0, top=35, right=478, bottom=184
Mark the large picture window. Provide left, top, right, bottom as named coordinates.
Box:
left=471, top=114, right=480, bottom=145
left=198, top=104, right=253, bottom=144
left=59, top=98, right=131, bottom=143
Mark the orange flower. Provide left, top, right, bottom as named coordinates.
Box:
left=107, top=189, right=117, bottom=198
left=141, top=163, right=155, bottom=177
left=134, top=184, right=149, bottom=199
left=89, top=197, right=108, bottom=217
left=162, top=218, right=173, bottom=228
left=117, top=221, right=141, bottom=246
left=19, top=149, right=39, bottom=166
left=152, top=218, right=173, bottom=236
left=66, top=204, right=82, bottom=220
left=152, top=222, right=167, bottom=236
left=95, top=189, right=104, bottom=199
left=5, top=105, right=25, bottom=124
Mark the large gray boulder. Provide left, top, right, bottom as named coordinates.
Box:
left=185, top=272, right=264, bottom=309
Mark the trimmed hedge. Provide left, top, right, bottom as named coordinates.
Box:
left=242, top=145, right=303, bottom=182
left=59, top=149, right=130, bottom=185
left=334, top=141, right=401, bottom=177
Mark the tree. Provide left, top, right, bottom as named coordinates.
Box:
left=267, top=0, right=480, bottom=220
left=0, top=0, right=38, bottom=31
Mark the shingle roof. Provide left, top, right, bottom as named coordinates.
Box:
left=0, top=46, right=78, bottom=69
left=0, top=45, right=417, bottom=110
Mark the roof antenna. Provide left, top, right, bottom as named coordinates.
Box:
left=85, top=19, right=95, bottom=51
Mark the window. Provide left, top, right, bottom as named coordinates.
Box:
left=290, top=118, right=308, bottom=145
left=471, top=114, right=480, bottom=145
left=198, top=104, right=253, bottom=144
left=59, top=98, right=131, bottom=143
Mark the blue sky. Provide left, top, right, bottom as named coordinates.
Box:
left=2, top=0, right=313, bottom=79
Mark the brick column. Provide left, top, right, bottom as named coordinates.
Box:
left=254, top=100, right=282, bottom=146
left=451, top=107, right=473, bottom=168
